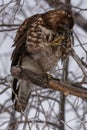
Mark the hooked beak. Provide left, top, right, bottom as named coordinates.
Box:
left=63, top=25, right=73, bottom=36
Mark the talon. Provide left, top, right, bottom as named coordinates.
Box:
left=42, top=71, right=52, bottom=80
left=46, top=73, right=52, bottom=80
left=49, top=36, right=65, bottom=47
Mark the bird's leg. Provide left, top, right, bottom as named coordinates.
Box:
left=45, top=72, right=52, bottom=80
left=42, top=70, right=52, bottom=81
left=49, top=35, right=65, bottom=47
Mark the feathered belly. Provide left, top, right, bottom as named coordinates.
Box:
left=31, top=47, right=61, bottom=72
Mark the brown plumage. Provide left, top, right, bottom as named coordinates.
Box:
left=11, top=9, right=74, bottom=112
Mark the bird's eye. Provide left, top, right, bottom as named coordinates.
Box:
left=58, top=32, right=62, bottom=35
left=69, top=31, right=72, bottom=36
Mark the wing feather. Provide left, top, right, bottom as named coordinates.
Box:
left=11, top=14, right=41, bottom=101
left=11, top=14, right=41, bottom=66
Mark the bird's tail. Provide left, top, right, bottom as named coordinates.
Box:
left=15, top=80, right=32, bottom=112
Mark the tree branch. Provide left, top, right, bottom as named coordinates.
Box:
left=11, top=66, right=87, bottom=99
left=74, top=12, right=87, bottom=32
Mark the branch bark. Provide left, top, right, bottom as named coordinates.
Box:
left=11, top=66, right=87, bottom=99
left=74, top=12, right=87, bottom=32
left=58, top=57, right=69, bottom=130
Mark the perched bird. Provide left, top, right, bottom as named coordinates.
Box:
left=11, top=9, right=74, bottom=112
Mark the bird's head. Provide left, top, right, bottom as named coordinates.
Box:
left=42, top=9, right=74, bottom=34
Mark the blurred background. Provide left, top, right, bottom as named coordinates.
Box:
left=0, top=0, right=87, bottom=130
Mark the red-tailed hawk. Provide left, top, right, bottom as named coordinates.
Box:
left=11, top=9, right=74, bottom=112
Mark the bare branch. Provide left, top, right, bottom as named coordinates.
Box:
left=71, top=49, right=87, bottom=77
left=11, top=66, right=87, bottom=99
left=74, top=12, right=87, bottom=32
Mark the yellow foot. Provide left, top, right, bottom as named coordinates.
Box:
left=42, top=72, right=52, bottom=80
left=49, top=36, right=65, bottom=47
left=46, top=73, right=52, bottom=80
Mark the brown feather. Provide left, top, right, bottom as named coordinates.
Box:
left=11, top=9, right=74, bottom=112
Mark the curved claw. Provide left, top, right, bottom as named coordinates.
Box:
left=49, top=36, right=65, bottom=47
